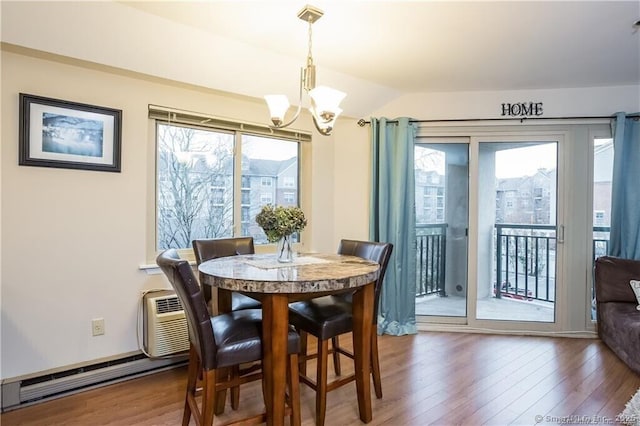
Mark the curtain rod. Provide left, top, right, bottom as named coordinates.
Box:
left=356, top=114, right=639, bottom=127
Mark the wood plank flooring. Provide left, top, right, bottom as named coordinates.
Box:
left=2, top=332, right=639, bottom=426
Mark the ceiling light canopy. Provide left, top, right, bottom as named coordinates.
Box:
left=264, top=5, right=346, bottom=136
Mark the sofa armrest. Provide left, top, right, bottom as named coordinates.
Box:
left=594, top=256, right=640, bottom=303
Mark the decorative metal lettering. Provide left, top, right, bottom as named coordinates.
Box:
left=501, top=102, right=543, bottom=117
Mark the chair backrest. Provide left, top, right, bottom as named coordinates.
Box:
left=192, top=237, right=255, bottom=304
left=192, top=237, right=255, bottom=265
left=156, top=249, right=217, bottom=369
left=337, top=239, right=393, bottom=320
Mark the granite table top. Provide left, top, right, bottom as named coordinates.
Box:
left=198, top=253, right=380, bottom=294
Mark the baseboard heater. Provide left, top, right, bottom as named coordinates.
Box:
left=1, top=353, right=187, bottom=412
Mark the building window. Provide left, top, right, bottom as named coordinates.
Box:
left=211, top=188, right=225, bottom=204
left=260, top=192, right=273, bottom=205
left=241, top=176, right=251, bottom=189
left=242, top=206, right=250, bottom=222
left=284, top=192, right=295, bottom=204
left=283, top=177, right=295, bottom=187
left=156, top=122, right=301, bottom=250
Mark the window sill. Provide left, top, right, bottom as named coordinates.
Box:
left=139, top=260, right=196, bottom=275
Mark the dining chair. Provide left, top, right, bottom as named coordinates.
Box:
left=192, top=237, right=261, bottom=313
left=192, top=237, right=263, bottom=412
left=156, top=249, right=301, bottom=426
left=287, top=239, right=393, bottom=426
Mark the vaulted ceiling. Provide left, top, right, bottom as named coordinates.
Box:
left=3, top=1, right=639, bottom=118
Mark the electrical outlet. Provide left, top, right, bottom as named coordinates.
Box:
left=92, top=318, right=105, bottom=336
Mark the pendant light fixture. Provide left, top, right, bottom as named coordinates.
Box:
left=264, top=5, right=346, bottom=136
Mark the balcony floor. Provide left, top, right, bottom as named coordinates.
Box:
left=416, top=294, right=555, bottom=322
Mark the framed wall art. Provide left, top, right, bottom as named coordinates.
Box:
left=19, top=93, right=122, bottom=172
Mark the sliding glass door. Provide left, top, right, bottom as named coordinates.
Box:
left=476, top=141, right=558, bottom=323
left=414, top=133, right=563, bottom=328
left=414, top=140, right=469, bottom=319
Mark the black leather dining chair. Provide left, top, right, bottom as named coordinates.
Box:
left=192, top=237, right=263, bottom=411
left=287, top=239, right=393, bottom=426
left=192, top=237, right=261, bottom=313
left=156, top=249, right=301, bottom=426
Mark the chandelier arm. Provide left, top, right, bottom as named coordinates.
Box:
left=311, top=117, right=332, bottom=136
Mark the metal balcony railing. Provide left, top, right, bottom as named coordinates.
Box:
left=416, top=223, right=447, bottom=296
left=495, top=224, right=557, bottom=302
left=593, top=226, right=610, bottom=259
left=415, top=223, right=611, bottom=303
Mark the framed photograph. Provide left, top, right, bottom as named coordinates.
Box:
left=19, top=93, right=122, bottom=172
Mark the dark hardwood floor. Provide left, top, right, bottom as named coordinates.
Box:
left=2, top=332, right=638, bottom=425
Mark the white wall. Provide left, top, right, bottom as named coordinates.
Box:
left=0, top=47, right=346, bottom=379
left=374, top=85, right=639, bottom=119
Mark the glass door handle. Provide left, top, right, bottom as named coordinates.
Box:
left=557, top=224, right=565, bottom=243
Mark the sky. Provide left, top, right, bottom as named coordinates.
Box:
left=495, top=143, right=557, bottom=179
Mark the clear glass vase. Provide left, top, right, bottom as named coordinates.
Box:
left=277, top=234, right=293, bottom=263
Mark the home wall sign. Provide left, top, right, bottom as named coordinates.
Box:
left=501, top=102, right=543, bottom=117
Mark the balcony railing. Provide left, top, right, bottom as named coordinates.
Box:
left=494, top=224, right=557, bottom=302
left=593, top=226, right=610, bottom=259
left=415, top=224, right=611, bottom=302
left=416, top=223, right=447, bottom=296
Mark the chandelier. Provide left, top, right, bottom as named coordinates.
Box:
left=264, top=5, right=346, bottom=136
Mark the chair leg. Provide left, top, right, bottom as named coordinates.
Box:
left=183, top=346, right=199, bottom=426
left=299, top=331, right=308, bottom=376
left=230, top=365, right=240, bottom=410
left=331, top=336, right=342, bottom=376
left=214, top=367, right=229, bottom=415
left=371, top=330, right=382, bottom=399
left=287, top=353, right=301, bottom=426
left=315, top=339, right=329, bottom=426
left=200, top=369, right=217, bottom=426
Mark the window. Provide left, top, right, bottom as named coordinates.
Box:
left=241, top=206, right=250, bottom=222
left=156, top=121, right=302, bottom=250
left=241, top=189, right=250, bottom=205
left=284, top=192, right=295, bottom=204
left=592, top=138, right=613, bottom=283
left=211, top=188, right=225, bottom=204
left=283, top=177, right=295, bottom=188
left=241, top=176, right=251, bottom=189
left=242, top=135, right=299, bottom=244
left=260, top=192, right=273, bottom=205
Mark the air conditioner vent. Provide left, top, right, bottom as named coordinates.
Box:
left=156, top=296, right=183, bottom=314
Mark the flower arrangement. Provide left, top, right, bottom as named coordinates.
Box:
left=255, top=204, right=307, bottom=243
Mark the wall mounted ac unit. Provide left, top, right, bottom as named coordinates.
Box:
left=143, top=290, right=189, bottom=357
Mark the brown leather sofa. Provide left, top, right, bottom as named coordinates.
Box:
left=594, top=256, right=640, bottom=375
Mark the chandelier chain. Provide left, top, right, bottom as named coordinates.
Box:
left=307, top=18, right=313, bottom=66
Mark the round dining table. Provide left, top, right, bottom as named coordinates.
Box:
left=198, top=253, right=380, bottom=426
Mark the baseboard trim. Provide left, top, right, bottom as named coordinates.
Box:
left=1, top=354, right=187, bottom=412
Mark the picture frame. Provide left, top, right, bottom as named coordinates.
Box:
left=19, top=93, right=122, bottom=172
